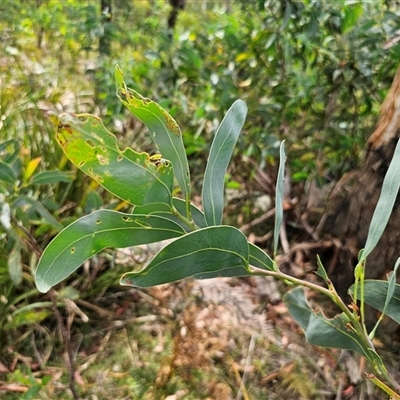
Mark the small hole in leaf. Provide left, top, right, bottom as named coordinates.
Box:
left=86, top=139, right=96, bottom=148
left=122, top=216, right=133, bottom=222
left=96, top=219, right=102, bottom=224
left=97, top=155, right=107, bottom=164
left=88, top=167, right=93, bottom=174
left=101, top=146, right=106, bottom=152
left=117, top=155, right=123, bottom=162
left=78, top=161, right=86, bottom=167
left=98, top=176, right=104, bottom=182
left=70, top=247, right=75, bottom=254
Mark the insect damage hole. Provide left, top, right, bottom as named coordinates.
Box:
left=70, top=247, right=76, bottom=254
left=86, top=139, right=96, bottom=148
left=97, top=154, right=108, bottom=165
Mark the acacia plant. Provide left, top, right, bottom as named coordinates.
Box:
left=35, top=67, right=400, bottom=398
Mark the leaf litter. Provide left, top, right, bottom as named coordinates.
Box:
left=0, top=242, right=392, bottom=399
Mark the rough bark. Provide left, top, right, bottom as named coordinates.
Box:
left=168, top=0, right=185, bottom=31
left=99, top=0, right=112, bottom=56
left=322, top=67, right=400, bottom=300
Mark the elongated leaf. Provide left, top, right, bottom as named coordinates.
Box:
left=84, top=188, right=103, bottom=213
left=115, top=67, right=191, bottom=208
left=342, top=3, right=363, bottom=34
left=0, top=161, right=17, bottom=184
left=249, top=242, right=275, bottom=271
left=382, top=258, right=400, bottom=317
left=284, top=287, right=371, bottom=359
left=24, top=157, right=41, bottom=181
left=0, top=139, right=20, bottom=166
left=31, top=170, right=75, bottom=185
left=202, top=100, right=247, bottom=226
left=0, top=139, right=19, bottom=154
left=0, top=202, right=11, bottom=230
left=12, top=196, right=63, bottom=231
left=274, top=141, right=286, bottom=256
left=35, top=211, right=185, bottom=293
left=349, top=279, right=400, bottom=325
left=172, top=197, right=207, bottom=229
left=368, top=258, right=400, bottom=338
left=192, top=265, right=253, bottom=280
left=316, top=255, right=329, bottom=284
left=11, top=301, right=55, bottom=316
left=4, top=308, right=52, bottom=330
left=132, top=202, right=189, bottom=231
left=0, top=183, right=8, bottom=195
left=8, top=245, right=22, bottom=285
left=132, top=198, right=205, bottom=231
left=362, top=139, right=400, bottom=262
left=120, top=226, right=249, bottom=287
left=56, top=113, right=173, bottom=206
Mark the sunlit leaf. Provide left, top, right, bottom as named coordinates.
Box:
left=202, top=100, right=247, bottom=226
left=4, top=307, right=53, bottom=329
left=35, top=211, right=185, bottom=293
left=115, top=67, right=191, bottom=210
left=120, top=226, right=250, bottom=287
left=342, top=3, right=363, bottom=33
left=24, top=157, right=42, bottom=181
left=56, top=113, right=173, bottom=206
left=0, top=139, right=20, bottom=164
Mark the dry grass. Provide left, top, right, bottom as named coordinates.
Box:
left=1, top=268, right=393, bottom=400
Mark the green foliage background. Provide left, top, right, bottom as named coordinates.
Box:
left=1, top=0, right=400, bottom=397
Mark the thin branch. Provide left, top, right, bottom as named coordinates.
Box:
left=50, top=289, right=79, bottom=400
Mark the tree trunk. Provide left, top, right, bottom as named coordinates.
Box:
left=322, top=67, right=400, bottom=301
left=168, top=0, right=185, bottom=32
left=99, top=0, right=112, bottom=56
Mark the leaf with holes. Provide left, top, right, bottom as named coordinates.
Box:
left=56, top=113, right=173, bottom=206
left=116, top=67, right=191, bottom=212
left=120, top=226, right=250, bottom=287
left=35, top=210, right=185, bottom=293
